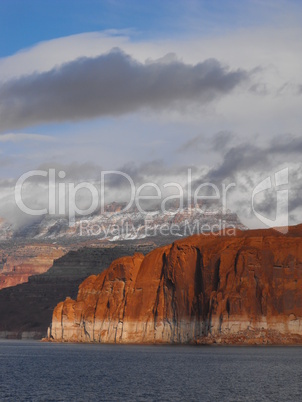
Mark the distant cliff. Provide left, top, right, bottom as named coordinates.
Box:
left=48, top=225, right=302, bottom=344
left=0, top=243, right=66, bottom=290
left=0, top=202, right=246, bottom=242
left=0, top=241, right=156, bottom=339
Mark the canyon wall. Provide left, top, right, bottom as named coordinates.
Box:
left=0, top=242, right=156, bottom=339
left=0, top=244, right=66, bottom=290
left=48, top=226, right=302, bottom=344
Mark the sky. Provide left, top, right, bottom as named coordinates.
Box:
left=0, top=0, right=302, bottom=229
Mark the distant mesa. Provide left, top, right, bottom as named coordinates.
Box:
left=0, top=201, right=246, bottom=242
left=0, top=243, right=66, bottom=290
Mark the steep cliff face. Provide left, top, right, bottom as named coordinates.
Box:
left=0, top=242, right=156, bottom=339
left=48, top=226, right=302, bottom=344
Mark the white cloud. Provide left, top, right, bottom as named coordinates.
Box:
left=0, top=1, right=301, bottom=229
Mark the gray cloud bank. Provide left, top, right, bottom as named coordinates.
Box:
left=1, top=130, right=302, bottom=230
left=0, top=49, right=249, bottom=132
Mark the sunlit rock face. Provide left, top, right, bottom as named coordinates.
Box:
left=0, top=244, right=66, bottom=290
left=48, top=225, right=302, bottom=344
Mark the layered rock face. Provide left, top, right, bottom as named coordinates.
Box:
left=0, top=244, right=66, bottom=290
left=0, top=242, right=156, bottom=339
left=48, top=226, right=302, bottom=344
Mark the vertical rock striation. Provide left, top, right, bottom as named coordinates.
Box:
left=48, top=226, right=302, bottom=344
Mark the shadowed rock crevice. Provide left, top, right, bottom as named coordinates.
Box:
left=213, top=257, right=220, bottom=292
left=194, top=248, right=203, bottom=319
left=48, top=225, right=302, bottom=344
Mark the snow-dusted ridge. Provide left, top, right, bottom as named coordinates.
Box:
left=0, top=203, right=247, bottom=242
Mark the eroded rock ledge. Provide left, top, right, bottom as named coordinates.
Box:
left=47, top=226, right=302, bottom=344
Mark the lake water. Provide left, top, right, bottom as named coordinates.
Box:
left=0, top=341, right=301, bottom=401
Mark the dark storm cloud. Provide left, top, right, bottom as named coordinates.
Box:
left=182, top=132, right=302, bottom=185
left=0, top=48, right=249, bottom=132
left=182, top=132, right=302, bottom=224
left=206, top=144, right=267, bottom=181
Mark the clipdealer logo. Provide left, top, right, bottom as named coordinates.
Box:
left=252, top=167, right=289, bottom=233
left=14, top=167, right=290, bottom=233
left=14, top=169, right=235, bottom=227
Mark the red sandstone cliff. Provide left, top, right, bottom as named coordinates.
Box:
left=48, top=225, right=302, bottom=344
left=0, top=244, right=66, bottom=290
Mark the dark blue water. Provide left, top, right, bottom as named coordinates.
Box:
left=0, top=341, right=301, bottom=401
